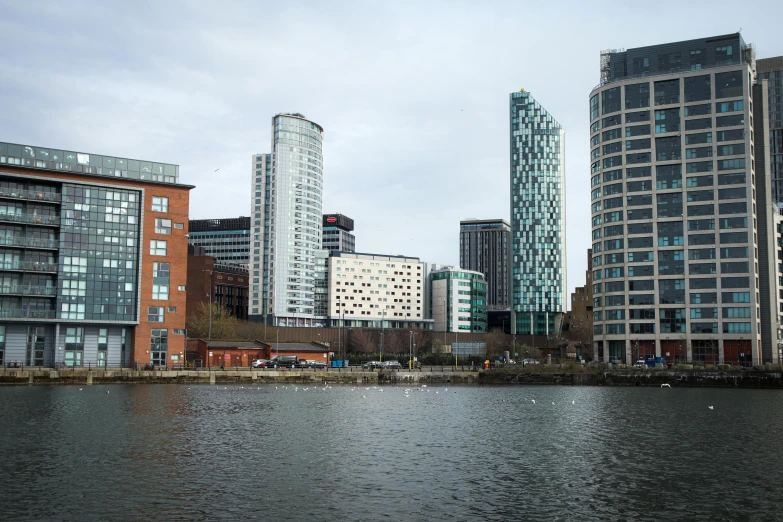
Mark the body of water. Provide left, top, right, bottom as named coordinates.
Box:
left=0, top=384, right=781, bottom=521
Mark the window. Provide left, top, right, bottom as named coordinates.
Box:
left=174, top=223, right=184, bottom=230
left=178, top=285, right=186, bottom=291
left=168, top=306, right=177, bottom=313
left=148, top=306, right=164, bottom=322
left=684, top=74, right=711, bottom=102
left=151, top=196, right=168, bottom=212
left=65, top=327, right=84, bottom=350
left=155, top=218, right=172, bottom=235
left=0, top=325, right=5, bottom=366
left=173, top=329, right=186, bottom=335
left=150, top=240, right=167, bottom=256
left=654, top=108, right=680, bottom=134
left=715, top=71, right=743, bottom=99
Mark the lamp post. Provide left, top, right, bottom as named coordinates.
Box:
left=409, top=330, right=413, bottom=370
left=276, top=327, right=279, bottom=358
left=443, top=298, right=447, bottom=349
left=380, top=309, right=385, bottom=362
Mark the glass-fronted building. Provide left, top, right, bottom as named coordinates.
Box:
left=429, top=268, right=487, bottom=333
left=756, top=57, right=783, bottom=205
left=249, top=113, right=324, bottom=326
left=188, top=216, right=250, bottom=267
left=509, top=91, right=566, bottom=336
left=322, top=213, right=355, bottom=252
left=459, top=218, right=510, bottom=309
left=0, top=141, right=191, bottom=368
left=588, top=33, right=770, bottom=365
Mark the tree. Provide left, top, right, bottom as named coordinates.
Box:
left=412, top=330, right=431, bottom=355
left=383, top=330, right=407, bottom=354
left=348, top=328, right=376, bottom=354
left=186, top=302, right=238, bottom=339
left=233, top=321, right=273, bottom=342
left=485, top=328, right=508, bottom=356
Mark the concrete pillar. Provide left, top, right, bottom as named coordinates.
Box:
left=209, top=372, right=216, bottom=385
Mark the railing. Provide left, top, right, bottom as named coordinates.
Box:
left=0, top=261, right=58, bottom=272
left=0, top=213, right=59, bottom=225
left=0, top=188, right=61, bottom=202
left=0, top=309, right=56, bottom=319
left=0, top=285, right=56, bottom=296
left=0, top=236, right=57, bottom=249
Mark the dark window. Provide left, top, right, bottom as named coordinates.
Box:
left=627, top=194, right=652, bottom=207
left=719, top=231, right=748, bottom=244
left=656, top=136, right=682, bottom=161
left=683, top=74, right=711, bottom=102
left=605, top=295, right=625, bottom=307
left=686, top=132, right=712, bottom=145
left=686, top=161, right=714, bottom=173
left=715, top=71, right=743, bottom=99
left=717, top=129, right=744, bottom=142
left=603, top=169, right=622, bottom=182
left=689, top=263, right=716, bottom=275
left=717, top=143, right=745, bottom=156
left=688, top=233, right=715, bottom=246
left=718, top=202, right=747, bottom=214
left=628, top=236, right=653, bottom=249
left=603, top=128, right=622, bottom=141
left=655, top=108, right=680, bottom=133
left=655, top=79, right=680, bottom=105
left=628, top=251, right=654, bottom=262
left=720, top=261, right=749, bottom=273
left=603, top=142, right=622, bottom=155
left=716, top=114, right=745, bottom=127
left=719, top=217, right=747, bottom=229
left=687, top=190, right=714, bottom=202
left=627, top=152, right=652, bottom=164
left=657, top=193, right=683, bottom=218
left=690, top=277, right=717, bottom=289
left=659, top=250, right=685, bottom=275
left=604, top=225, right=624, bottom=237
left=689, top=248, right=716, bottom=260
left=627, top=180, right=652, bottom=192
left=690, top=292, right=717, bottom=304
left=590, top=94, right=600, bottom=121
left=718, top=187, right=746, bottom=200
left=603, top=155, right=623, bottom=168
left=626, top=124, right=651, bottom=137
left=658, top=221, right=684, bottom=246
left=602, top=87, right=621, bottom=115
left=721, top=276, right=749, bottom=288
left=685, top=146, right=713, bottom=159
left=629, top=294, right=655, bottom=305
left=632, top=56, right=650, bottom=74
left=604, top=197, right=623, bottom=209
left=685, top=118, right=712, bottom=131
left=628, top=222, right=653, bottom=234
left=627, top=208, right=653, bottom=220
left=603, top=114, right=622, bottom=128
left=625, top=83, right=650, bottom=109
left=684, top=103, right=711, bottom=116
left=605, top=281, right=625, bottom=292
left=626, top=166, right=651, bottom=178
left=686, top=175, right=713, bottom=187
left=717, top=158, right=745, bottom=170
left=629, top=281, right=654, bottom=292
left=626, top=110, right=650, bottom=123
left=626, top=138, right=651, bottom=151
left=659, top=280, right=686, bottom=305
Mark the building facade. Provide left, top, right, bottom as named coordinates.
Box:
left=756, top=57, right=783, bottom=205
left=0, top=141, right=191, bottom=368
left=429, top=267, right=488, bottom=333
left=186, top=254, right=249, bottom=321
left=509, top=90, right=567, bottom=336
left=250, top=113, right=324, bottom=327
left=327, top=252, right=432, bottom=329
left=562, top=249, right=594, bottom=357
left=589, top=33, right=766, bottom=365
left=322, top=213, right=355, bottom=252
left=459, top=218, right=510, bottom=309
left=187, top=217, right=250, bottom=267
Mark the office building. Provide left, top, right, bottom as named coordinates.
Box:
left=0, top=141, right=191, bottom=368
left=756, top=57, right=783, bottom=205
left=429, top=267, right=488, bottom=333
left=250, top=113, right=324, bottom=327
left=459, top=218, right=510, bottom=309
left=187, top=217, right=250, bottom=267
left=589, top=33, right=767, bottom=365
left=509, top=90, right=567, bottom=336
left=322, top=213, right=355, bottom=252
left=327, top=251, right=432, bottom=329
left=186, top=254, right=249, bottom=321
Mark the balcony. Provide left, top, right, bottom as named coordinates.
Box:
left=0, top=261, right=58, bottom=272
left=0, top=309, right=56, bottom=319
left=0, top=236, right=58, bottom=250
left=0, top=188, right=61, bottom=203
left=0, top=285, right=56, bottom=296
left=0, top=213, right=59, bottom=226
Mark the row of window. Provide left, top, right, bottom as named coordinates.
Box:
left=594, top=322, right=752, bottom=335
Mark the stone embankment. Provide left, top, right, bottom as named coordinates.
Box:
left=1, top=367, right=782, bottom=388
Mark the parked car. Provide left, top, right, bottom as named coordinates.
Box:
left=362, top=361, right=383, bottom=370
left=266, top=356, right=298, bottom=368
left=633, top=360, right=646, bottom=368
left=251, top=359, right=268, bottom=368
left=307, top=360, right=327, bottom=369
left=383, top=361, right=403, bottom=370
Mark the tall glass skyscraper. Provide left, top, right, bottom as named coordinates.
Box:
left=509, top=91, right=567, bottom=336
left=249, top=113, right=324, bottom=326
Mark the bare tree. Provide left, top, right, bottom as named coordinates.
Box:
left=383, top=330, right=407, bottom=354
left=412, top=330, right=430, bottom=355
left=186, top=302, right=238, bottom=339
left=485, top=328, right=508, bottom=356
left=348, top=328, right=376, bottom=354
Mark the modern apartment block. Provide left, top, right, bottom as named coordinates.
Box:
left=322, top=213, right=355, bottom=252
left=187, top=216, right=250, bottom=267
left=429, top=267, right=488, bottom=333
left=0, top=141, right=191, bottom=368
left=459, top=218, right=510, bottom=309
left=589, top=33, right=770, bottom=365
left=756, top=57, right=783, bottom=205
left=327, top=252, right=432, bottom=329
left=186, top=254, right=249, bottom=321
left=249, top=113, right=324, bottom=327
left=509, top=90, right=567, bottom=336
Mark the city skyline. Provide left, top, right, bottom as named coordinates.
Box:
left=2, top=2, right=783, bottom=298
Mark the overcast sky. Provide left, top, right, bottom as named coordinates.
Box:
left=2, top=0, right=782, bottom=298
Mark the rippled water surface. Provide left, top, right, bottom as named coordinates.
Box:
left=1, top=384, right=782, bottom=521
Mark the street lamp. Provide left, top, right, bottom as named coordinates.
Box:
left=380, top=309, right=386, bottom=362
left=409, top=330, right=413, bottom=370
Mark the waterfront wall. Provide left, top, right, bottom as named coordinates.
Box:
left=1, top=368, right=782, bottom=388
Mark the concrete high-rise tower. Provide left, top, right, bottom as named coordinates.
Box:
left=588, top=33, right=770, bottom=365
left=249, top=113, right=324, bottom=326
left=509, top=91, right=567, bottom=337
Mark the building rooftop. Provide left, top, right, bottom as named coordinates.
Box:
left=330, top=251, right=420, bottom=262
left=189, top=217, right=251, bottom=232
left=0, top=141, right=188, bottom=186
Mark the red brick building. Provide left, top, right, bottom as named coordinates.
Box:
left=0, top=142, right=191, bottom=368
left=189, top=340, right=330, bottom=367
left=186, top=253, right=248, bottom=321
